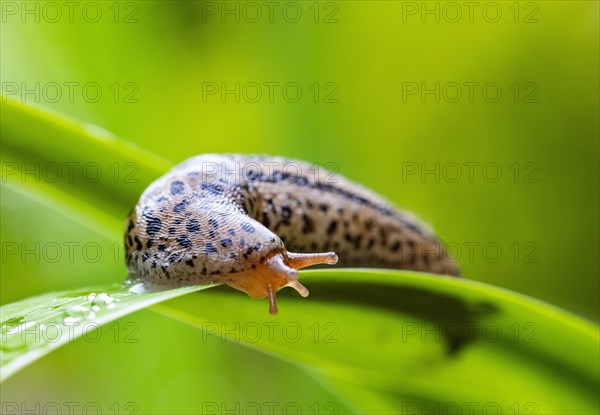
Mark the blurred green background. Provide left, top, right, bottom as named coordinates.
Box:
left=1, top=0, right=598, bottom=413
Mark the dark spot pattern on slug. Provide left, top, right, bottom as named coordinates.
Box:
left=201, top=182, right=224, bottom=195
left=170, top=181, right=185, bottom=195
left=168, top=227, right=176, bottom=235
left=379, top=227, right=389, bottom=245
left=204, top=242, right=218, bottom=254
left=221, top=238, right=232, bottom=248
left=176, top=235, right=193, bottom=249
left=144, top=212, right=162, bottom=236
left=134, top=236, right=142, bottom=251
left=281, top=205, right=292, bottom=221
left=185, top=259, right=194, bottom=267
left=295, top=176, right=309, bottom=186
left=272, top=171, right=284, bottom=182
left=326, top=220, right=338, bottom=236
left=253, top=170, right=404, bottom=219
left=173, top=199, right=190, bottom=213
left=241, top=222, right=256, bottom=233
left=209, top=218, right=219, bottom=228
left=187, top=219, right=201, bottom=233
left=157, top=244, right=167, bottom=252
left=127, top=220, right=135, bottom=232
left=404, top=220, right=426, bottom=235
left=245, top=169, right=259, bottom=181
left=146, top=239, right=154, bottom=249
left=302, top=214, right=314, bottom=233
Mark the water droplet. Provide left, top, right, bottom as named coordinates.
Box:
left=92, top=293, right=115, bottom=306
left=128, top=283, right=146, bottom=294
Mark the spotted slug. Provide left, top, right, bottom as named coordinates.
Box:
left=124, top=154, right=459, bottom=314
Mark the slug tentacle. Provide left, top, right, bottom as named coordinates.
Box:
left=124, top=154, right=459, bottom=314
left=222, top=250, right=338, bottom=314
left=285, top=251, right=339, bottom=269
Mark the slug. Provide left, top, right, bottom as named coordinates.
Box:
left=124, top=154, right=459, bottom=314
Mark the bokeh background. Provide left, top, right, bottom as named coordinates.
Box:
left=1, top=0, right=598, bottom=413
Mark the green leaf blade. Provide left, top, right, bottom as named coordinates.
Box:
left=151, top=269, right=600, bottom=414
left=1, top=97, right=173, bottom=236
left=0, top=283, right=206, bottom=382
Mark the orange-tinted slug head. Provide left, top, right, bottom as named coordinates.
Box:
left=227, top=250, right=338, bottom=315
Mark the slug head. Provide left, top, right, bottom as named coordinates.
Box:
left=226, top=249, right=338, bottom=315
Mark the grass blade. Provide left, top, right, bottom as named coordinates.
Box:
left=1, top=97, right=173, bottom=236
left=151, top=269, right=600, bottom=414
left=0, top=283, right=206, bottom=382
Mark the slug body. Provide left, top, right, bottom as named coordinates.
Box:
left=125, top=154, right=459, bottom=314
